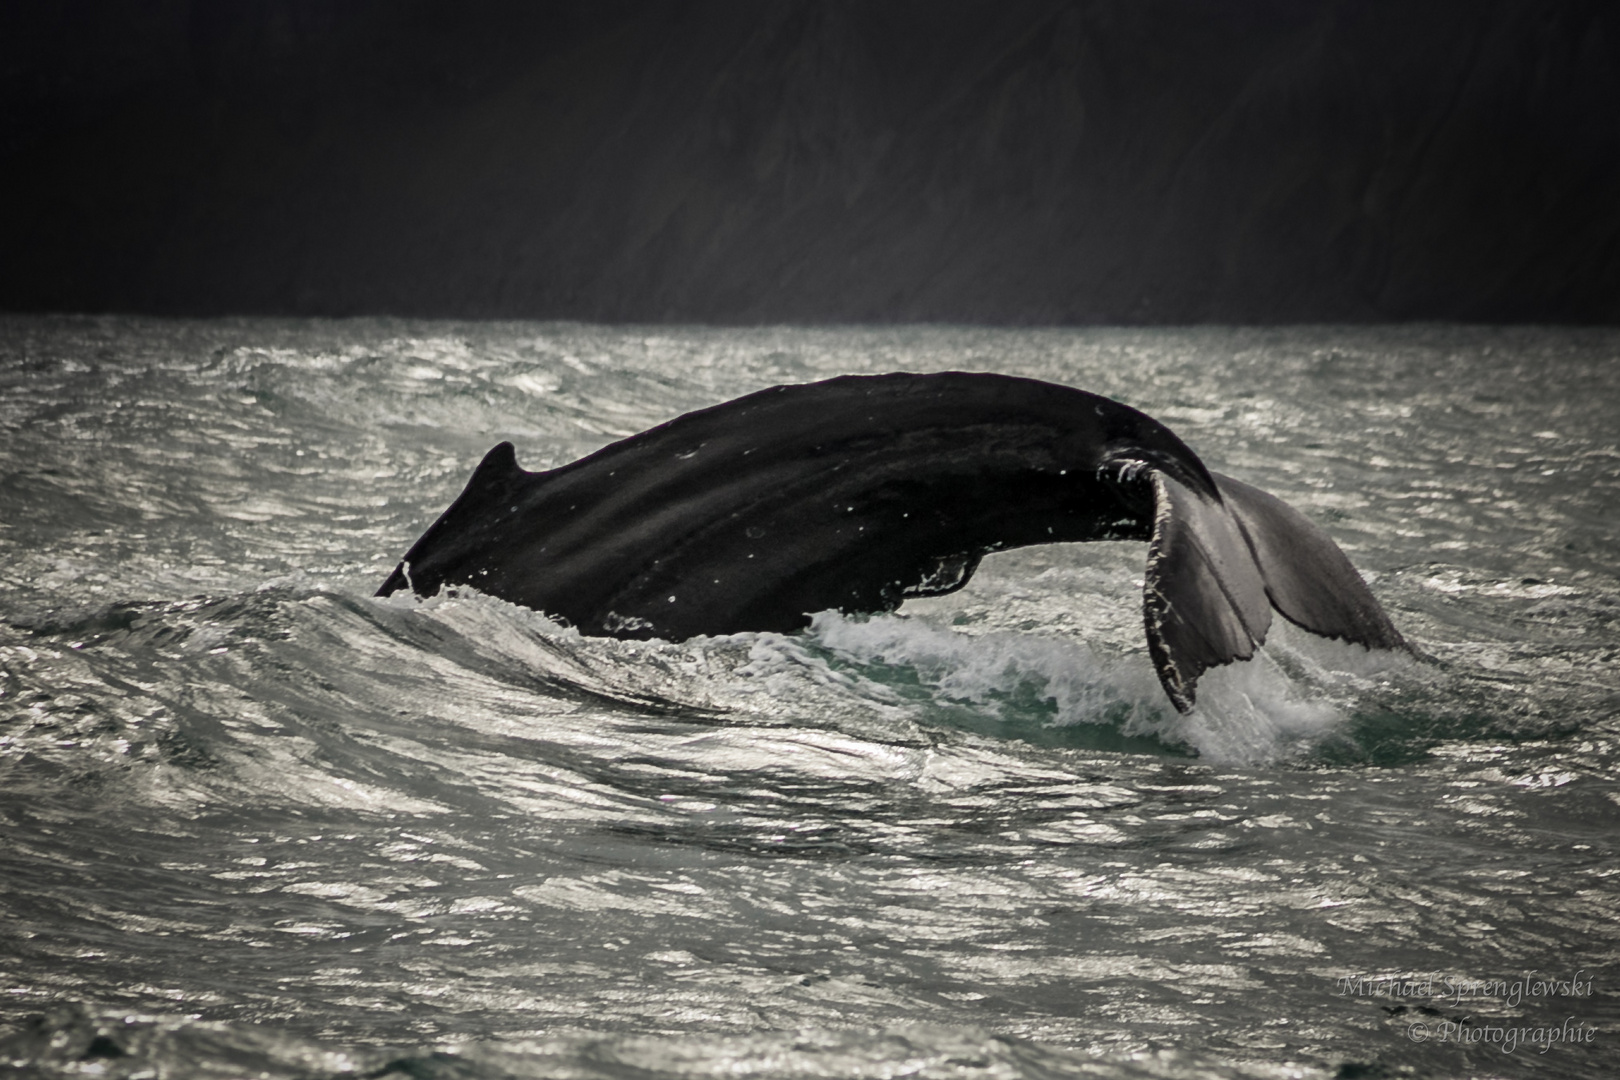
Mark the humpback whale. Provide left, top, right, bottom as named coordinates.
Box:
left=377, top=373, right=1409, bottom=711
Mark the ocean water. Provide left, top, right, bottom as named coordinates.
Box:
left=1, top=316, right=1616, bottom=1079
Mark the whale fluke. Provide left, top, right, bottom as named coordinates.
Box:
left=1140, top=469, right=1408, bottom=712
left=377, top=373, right=1410, bottom=712
left=1214, top=473, right=1408, bottom=651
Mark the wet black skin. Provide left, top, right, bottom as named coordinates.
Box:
left=379, top=372, right=1409, bottom=710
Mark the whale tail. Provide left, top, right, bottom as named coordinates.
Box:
left=1144, top=470, right=1410, bottom=712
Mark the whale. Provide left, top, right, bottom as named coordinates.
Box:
left=377, top=372, right=1410, bottom=711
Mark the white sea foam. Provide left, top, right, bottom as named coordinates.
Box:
left=803, top=610, right=1374, bottom=763
left=383, top=589, right=1404, bottom=763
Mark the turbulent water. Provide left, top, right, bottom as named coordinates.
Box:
left=1, top=317, right=1617, bottom=1079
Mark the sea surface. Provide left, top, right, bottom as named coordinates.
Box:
left=1, top=317, right=1617, bottom=1079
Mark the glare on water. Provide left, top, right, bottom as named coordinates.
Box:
left=1, top=317, right=1617, bottom=1078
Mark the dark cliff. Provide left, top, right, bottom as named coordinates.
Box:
left=3, top=0, right=1617, bottom=323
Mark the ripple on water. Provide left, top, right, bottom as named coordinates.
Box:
left=2, top=319, right=1619, bottom=1079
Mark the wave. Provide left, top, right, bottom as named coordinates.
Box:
left=1, top=1003, right=1287, bottom=1080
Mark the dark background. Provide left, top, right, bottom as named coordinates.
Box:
left=4, top=0, right=1617, bottom=324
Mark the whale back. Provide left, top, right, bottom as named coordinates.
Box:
left=379, top=373, right=1201, bottom=638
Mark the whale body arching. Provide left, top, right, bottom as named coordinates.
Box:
left=378, top=373, right=1410, bottom=711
